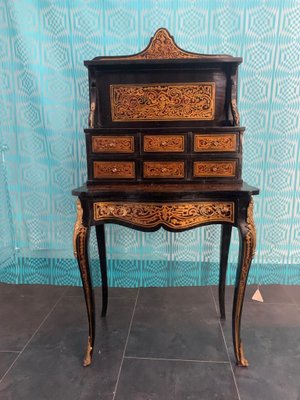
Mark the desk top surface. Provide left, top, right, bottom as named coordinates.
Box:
left=73, top=182, right=259, bottom=198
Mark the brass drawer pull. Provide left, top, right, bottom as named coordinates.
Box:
left=111, top=167, right=118, bottom=173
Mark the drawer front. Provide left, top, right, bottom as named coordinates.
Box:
left=193, top=160, right=236, bottom=177
left=93, top=161, right=135, bottom=179
left=92, top=135, right=134, bottom=153
left=194, top=133, right=237, bottom=152
left=143, top=161, right=185, bottom=179
left=143, top=135, right=185, bottom=153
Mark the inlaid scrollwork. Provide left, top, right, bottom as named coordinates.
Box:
left=194, top=134, right=237, bottom=152
left=92, top=136, right=134, bottom=153
left=93, top=161, right=135, bottom=179
left=234, top=197, right=256, bottom=367
left=110, top=83, right=215, bottom=121
left=193, top=161, right=236, bottom=177
left=93, top=201, right=235, bottom=228
left=104, top=28, right=207, bottom=60
left=73, top=199, right=93, bottom=367
left=144, top=135, right=185, bottom=152
left=143, top=161, right=185, bottom=178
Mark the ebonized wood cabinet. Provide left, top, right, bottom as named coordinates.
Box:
left=72, top=28, right=259, bottom=368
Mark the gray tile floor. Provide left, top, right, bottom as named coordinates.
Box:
left=0, top=283, right=299, bottom=400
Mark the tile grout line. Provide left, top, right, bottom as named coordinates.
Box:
left=0, top=288, right=67, bottom=385
left=124, top=355, right=230, bottom=364
left=0, top=351, right=20, bottom=353
left=112, top=287, right=140, bottom=400
left=209, top=287, right=242, bottom=400
left=281, top=286, right=300, bottom=311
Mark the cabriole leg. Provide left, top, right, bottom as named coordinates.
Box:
left=96, top=224, right=108, bottom=317
left=232, top=197, right=256, bottom=367
left=73, top=199, right=95, bottom=367
left=219, top=224, right=232, bottom=319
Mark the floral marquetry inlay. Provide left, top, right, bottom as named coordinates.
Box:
left=110, top=83, right=215, bottom=121
left=193, top=161, right=236, bottom=177
left=103, top=28, right=213, bottom=60
left=92, top=136, right=134, bottom=153
left=144, top=135, right=185, bottom=152
left=93, top=201, right=235, bottom=228
left=93, top=161, right=135, bottom=179
left=194, top=134, right=237, bottom=152
left=143, top=161, right=185, bottom=178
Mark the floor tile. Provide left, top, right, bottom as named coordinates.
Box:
left=282, top=285, right=300, bottom=307
left=115, top=358, right=239, bottom=400
left=0, top=348, right=113, bottom=400
left=0, top=283, right=66, bottom=297
left=28, top=295, right=136, bottom=352
left=126, top=287, right=227, bottom=361
left=0, top=286, right=65, bottom=351
left=0, top=295, right=136, bottom=400
left=0, top=352, right=18, bottom=380
left=65, top=286, right=138, bottom=299
left=222, top=302, right=300, bottom=400
left=211, top=284, right=295, bottom=312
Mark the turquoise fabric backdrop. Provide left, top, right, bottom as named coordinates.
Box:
left=0, top=0, right=299, bottom=286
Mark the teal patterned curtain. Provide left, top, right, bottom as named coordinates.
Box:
left=0, top=0, right=299, bottom=285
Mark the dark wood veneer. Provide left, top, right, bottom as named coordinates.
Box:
left=72, top=28, right=259, bottom=369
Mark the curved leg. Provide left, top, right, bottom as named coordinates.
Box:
left=232, top=197, right=256, bottom=367
left=73, top=199, right=95, bottom=367
left=219, top=224, right=232, bottom=319
left=96, top=224, right=108, bottom=317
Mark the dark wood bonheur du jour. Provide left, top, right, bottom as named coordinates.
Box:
left=72, top=28, right=259, bottom=367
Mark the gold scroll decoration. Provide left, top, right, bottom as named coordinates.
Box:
left=194, top=134, right=237, bottom=152
left=92, top=136, right=134, bottom=153
left=143, top=161, right=185, bottom=178
left=234, top=197, right=256, bottom=367
left=102, top=28, right=230, bottom=60
left=73, top=199, right=93, bottom=367
left=93, top=161, right=135, bottom=179
left=193, top=161, right=236, bottom=177
left=144, top=135, right=185, bottom=152
left=110, top=83, right=215, bottom=122
left=93, top=201, right=235, bottom=228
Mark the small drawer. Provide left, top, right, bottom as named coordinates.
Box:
left=92, top=135, right=134, bottom=153
left=143, top=161, right=185, bottom=179
left=143, top=135, right=185, bottom=152
left=193, top=160, right=236, bottom=177
left=93, top=161, right=135, bottom=179
left=194, top=133, right=237, bottom=152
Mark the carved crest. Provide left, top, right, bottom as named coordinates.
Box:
left=103, top=28, right=220, bottom=60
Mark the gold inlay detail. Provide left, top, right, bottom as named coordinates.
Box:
left=144, top=135, right=184, bottom=152
left=73, top=199, right=94, bottom=367
left=104, top=28, right=209, bottom=60
left=93, top=161, right=135, bottom=179
left=193, top=161, right=236, bottom=177
left=234, top=197, right=256, bottom=367
left=92, top=136, right=134, bottom=153
left=110, top=83, right=215, bottom=122
left=194, top=134, right=237, bottom=152
left=93, top=201, right=235, bottom=228
left=143, top=161, right=184, bottom=178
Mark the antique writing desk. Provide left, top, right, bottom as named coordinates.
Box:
left=72, top=29, right=259, bottom=368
